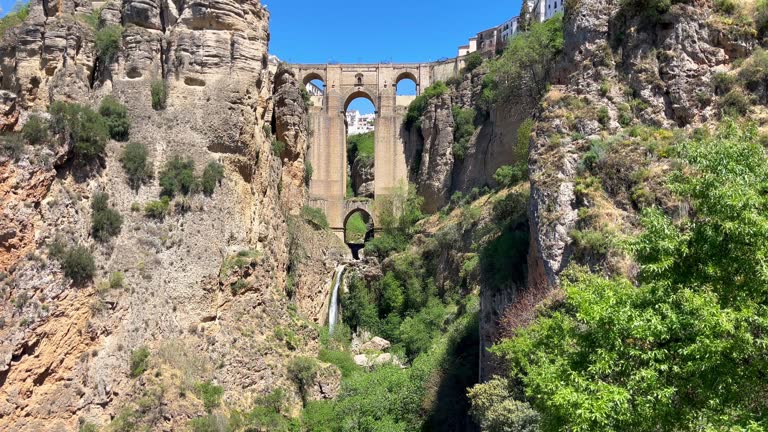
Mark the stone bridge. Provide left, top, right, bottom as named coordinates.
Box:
left=292, top=61, right=465, bottom=239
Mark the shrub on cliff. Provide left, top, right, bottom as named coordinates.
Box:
left=129, top=347, right=150, bottom=378
left=159, top=156, right=197, bottom=197
left=99, top=96, right=130, bottom=141
left=452, top=106, right=476, bottom=160
left=151, top=80, right=167, bottom=110
left=463, top=52, right=484, bottom=73
left=56, top=245, right=96, bottom=284
left=22, top=114, right=49, bottom=145
left=91, top=192, right=123, bottom=242
left=49, top=101, right=109, bottom=159
left=144, top=197, right=170, bottom=219
left=201, top=161, right=224, bottom=196
left=301, top=206, right=329, bottom=230
left=120, top=142, right=153, bottom=190
left=195, top=381, right=224, bottom=413
left=404, top=81, right=449, bottom=129
left=287, top=356, right=318, bottom=406
left=95, top=25, right=123, bottom=64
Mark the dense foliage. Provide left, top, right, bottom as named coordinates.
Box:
left=95, top=25, right=123, bottom=64
left=479, top=123, right=768, bottom=431
left=151, top=80, right=167, bottom=110
left=22, top=114, right=49, bottom=145
left=99, top=96, right=130, bottom=141
left=404, top=81, right=449, bottom=129
left=481, top=14, right=563, bottom=109
left=201, top=161, right=225, bottom=196
left=91, top=192, right=123, bottom=242
left=49, top=101, right=109, bottom=159
left=120, top=142, right=152, bottom=190
left=159, top=156, right=197, bottom=197
left=452, top=106, right=476, bottom=160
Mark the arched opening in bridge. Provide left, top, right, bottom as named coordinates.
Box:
left=395, top=72, right=418, bottom=96
left=345, top=92, right=376, bottom=199
left=344, top=209, right=374, bottom=260
left=302, top=73, right=325, bottom=104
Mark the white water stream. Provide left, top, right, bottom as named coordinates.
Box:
left=328, top=265, right=346, bottom=334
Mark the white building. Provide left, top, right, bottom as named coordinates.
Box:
left=346, top=110, right=375, bottom=135
left=545, top=0, right=563, bottom=19
left=306, top=82, right=323, bottom=96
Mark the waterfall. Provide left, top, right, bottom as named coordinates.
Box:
left=328, top=265, right=346, bottom=334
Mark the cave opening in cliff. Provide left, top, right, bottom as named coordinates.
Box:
left=344, top=95, right=376, bottom=200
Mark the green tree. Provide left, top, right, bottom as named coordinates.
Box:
left=58, top=245, right=96, bottom=284
left=22, top=114, right=48, bottom=145
left=200, top=161, right=224, bottom=196
left=151, top=79, right=167, bottom=110
left=287, top=356, right=318, bottom=406
left=468, top=378, right=540, bottom=432
left=49, top=101, right=109, bottom=159
left=95, top=25, right=122, bottom=64
left=482, top=15, right=563, bottom=109
left=464, top=52, right=483, bottom=73
left=120, top=142, right=152, bottom=190
left=159, top=156, right=197, bottom=197
left=91, top=192, right=123, bottom=242
left=129, top=347, right=150, bottom=378
left=489, top=122, right=768, bottom=431
left=99, top=96, right=130, bottom=141
left=195, top=381, right=224, bottom=413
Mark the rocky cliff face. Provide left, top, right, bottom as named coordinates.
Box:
left=528, top=0, right=750, bottom=289
left=0, top=1, right=346, bottom=430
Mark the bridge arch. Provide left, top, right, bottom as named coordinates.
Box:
left=344, top=89, right=377, bottom=112
left=301, top=71, right=326, bottom=86
left=395, top=71, right=419, bottom=87
left=344, top=205, right=375, bottom=259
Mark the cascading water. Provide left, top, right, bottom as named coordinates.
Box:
left=328, top=265, right=346, bottom=334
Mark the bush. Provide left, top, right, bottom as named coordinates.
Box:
left=757, top=0, right=768, bottom=36
left=287, top=356, right=318, bottom=405
left=159, top=156, right=197, bottom=197
left=151, top=79, right=167, bottom=110
left=468, top=378, right=541, bottom=432
left=195, top=381, right=224, bottom=413
left=22, top=114, right=49, bottom=145
left=49, top=101, right=109, bottom=159
left=318, top=349, right=360, bottom=378
left=120, top=142, right=152, bottom=190
left=597, top=106, right=610, bottom=126
left=714, top=0, right=737, bottom=14
left=304, top=161, right=313, bottom=186
left=91, top=192, right=123, bottom=242
left=95, top=25, right=122, bottom=64
left=464, top=52, right=483, bottom=73
left=129, top=347, right=150, bottom=378
left=201, top=161, right=224, bottom=196
left=144, top=197, right=170, bottom=219
left=57, top=245, right=96, bottom=284
left=301, top=206, right=329, bottom=230
left=452, top=106, right=476, bottom=160
left=109, top=271, right=125, bottom=289
left=271, top=139, right=286, bottom=157
left=1, top=134, right=24, bottom=160
left=737, top=49, right=768, bottom=90
left=720, top=88, right=752, bottom=117
left=99, top=96, right=130, bottom=141
left=404, top=81, right=449, bottom=129
left=494, top=164, right=527, bottom=188
left=189, top=414, right=230, bottom=432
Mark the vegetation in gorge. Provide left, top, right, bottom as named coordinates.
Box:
left=473, top=123, right=768, bottom=431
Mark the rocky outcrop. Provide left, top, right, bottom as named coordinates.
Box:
left=416, top=93, right=455, bottom=213
left=0, top=0, right=347, bottom=429
left=273, top=65, right=311, bottom=213
left=527, top=0, right=746, bottom=289
left=351, top=156, right=374, bottom=198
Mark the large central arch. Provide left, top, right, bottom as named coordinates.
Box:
left=293, top=62, right=435, bottom=238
